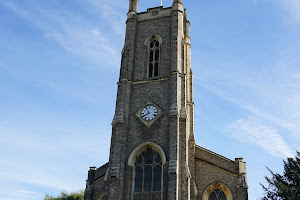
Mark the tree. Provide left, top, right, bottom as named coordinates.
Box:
left=260, top=151, right=300, bottom=200
left=44, top=190, right=84, bottom=200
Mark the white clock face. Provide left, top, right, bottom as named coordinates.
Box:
left=140, top=105, right=158, bottom=121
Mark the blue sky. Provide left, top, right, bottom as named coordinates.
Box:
left=0, top=0, right=299, bottom=199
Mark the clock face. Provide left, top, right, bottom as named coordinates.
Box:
left=140, top=105, right=158, bottom=121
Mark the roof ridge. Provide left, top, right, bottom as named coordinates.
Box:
left=195, top=145, right=234, bottom=162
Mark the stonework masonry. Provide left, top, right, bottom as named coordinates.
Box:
left=84, top=1, right=248, bottom=200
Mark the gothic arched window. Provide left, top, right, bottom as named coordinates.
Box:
left=209, top=188, right=227, bottom=200
left=147, top=36, right=160, bottom=78
left=203, top=182, right=232, bottom=200
left=133, top=148, right=162, bottom=199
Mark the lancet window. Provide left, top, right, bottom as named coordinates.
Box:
left=147, top=36, right=160, bottom=78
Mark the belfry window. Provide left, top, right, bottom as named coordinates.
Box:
left=133, top=148, right=162, bottom=199
left=209, top=188, right=227, bottom=200
left=147, top=36, right=160, bottom=78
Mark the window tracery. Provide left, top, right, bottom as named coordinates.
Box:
left=209, top=188, right=227, bottom=200
left=133, top=148, right=162, bottom=199
left=203, top=182, right=232, bottom=200
left=147, top=36, right=160, bottom=78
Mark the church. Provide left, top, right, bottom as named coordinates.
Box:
left=84, top=0, right=248, bottom=199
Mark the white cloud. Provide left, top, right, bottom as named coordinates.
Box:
left=280, top=0, right=300, bottom=23
left=262, top=0, right=300, bottom=23
left=0, top=123, right=111, bottom=197
left=1, top=1, right=120, bottom=67
left=44, top=24, right=119, bottom=66
left=196, top=79, right=300, bottom=137
left=225, top=117, right=293, bottom=158
left=0, top=189, right=44, bottom=200
left=274, top=49, right=300, bottom=138
left=16, top=190, right=44, bottom=198
left=87, top=0, right=126, bottom=35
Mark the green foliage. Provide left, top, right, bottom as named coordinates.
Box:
left=260, top=151, right=300, bottom=200
left=44, top=190, right=84, bottom=200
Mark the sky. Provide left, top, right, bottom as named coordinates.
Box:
left=0, top=0, right=299, bottom=199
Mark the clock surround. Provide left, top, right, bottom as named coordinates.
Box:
left=136, top=102, right=163, bottom=127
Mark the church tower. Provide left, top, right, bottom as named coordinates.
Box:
left=84, top=1, right=248, bottom=200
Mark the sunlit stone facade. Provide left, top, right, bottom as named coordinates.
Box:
left=84, top=1, right=249, bottom=199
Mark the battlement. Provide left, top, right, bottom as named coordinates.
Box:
left=136, top=6, right=172, bottom=21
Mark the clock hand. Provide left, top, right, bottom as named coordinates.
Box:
left=141, top=110, right=150, bottom=117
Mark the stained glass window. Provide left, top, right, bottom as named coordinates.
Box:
left=209, top=188, right=227, bottom=200
left=134, top=148, right=162, bottom=198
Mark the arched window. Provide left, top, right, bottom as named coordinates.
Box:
left=133, top=148, right=162, bottom=199
left=203, top=182, right=233, bottom=200
left=147, top=36, right=160, bottom=78
left=209, top=188, right=227, bottom=200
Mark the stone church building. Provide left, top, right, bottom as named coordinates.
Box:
left=84, top=0, right=248, bottom=199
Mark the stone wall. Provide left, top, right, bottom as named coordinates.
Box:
left=195, top=146, right=248, bottom=200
